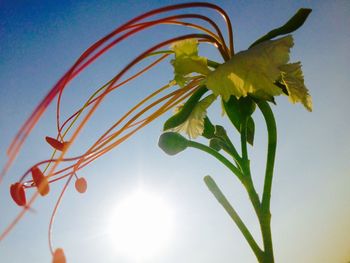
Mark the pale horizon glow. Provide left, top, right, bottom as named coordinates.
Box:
left=108, top=188, right=174, bottom=261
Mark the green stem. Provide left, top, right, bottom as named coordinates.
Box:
left=257, top=100, right=277, bottom=263
left=240, top=117, right=249, bottom=163
left=214, top=129, right=242, bottom=166
left=187, top=141, right=243, bottom=181
left=239, top=117, right=262, bottom=232
left=239, top=116, right=261, bottom=211
left=204, top=175, right=264, bottom=262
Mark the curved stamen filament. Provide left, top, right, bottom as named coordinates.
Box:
left=4, top=3, right=233, bottom=179
left=3, top=36, right=216, bottom=244
left=70, top=82, right=199, bottom=177
left=55, top=14, right=229, bottom=143
left=47, top=84, right=199, bottom=254
left=24, top=77, right=199, bottom=188
left=48, top=175, right=73, bottom=254
left=78, top=80, right=201, bottom=164
left=20, top=80, right=179, bottom=185
left=41, top=53, right=171, bottom=174
left=1, top=5, right=236, bottom=255
left=59, top=54, right=171, bottom=137
left=72, top=82, right=198, bottom=172
left=21, top=76, right=200, bottom=187
left=44, top=34, right=217, bottom=181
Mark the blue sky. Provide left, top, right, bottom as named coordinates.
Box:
left=0, top=0, right=349, bottom=262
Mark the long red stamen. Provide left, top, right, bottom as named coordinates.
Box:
left=48, top=175, right=73, bottom=255
left=4, top=3, right=232, bottom=180
left=1, top=3, right=235, bottom=255
left=74, top=82, right=199, bottom=173
left=45, top=81, right=197, bottom=184
left=44, top=34, right=216, bottom=183
left=59, top=53, right=170, bottom=138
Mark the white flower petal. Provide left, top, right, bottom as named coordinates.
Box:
left=206, top=35, right=294, bottom=101
left=279, top=62, right=312, bottom=111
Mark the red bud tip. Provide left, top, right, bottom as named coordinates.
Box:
left=31, top=166, right=50, bottom=196
left=45, top=136, right=70, bottom=151
left=10, top=182, right=27, bottom=206
left=75, top=177, right=87, bottom=194
left=52, top=248, right=66, bottom=263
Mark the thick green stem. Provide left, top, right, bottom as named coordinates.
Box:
left=240, top=117, right=262, bottom=218
left=190, top=100, right=277, bottom=263
left=187, top=141, right=243, bottom=180
left=204, top=175, right=264, bottom=262
left=257, top=100, right=277, bottom=263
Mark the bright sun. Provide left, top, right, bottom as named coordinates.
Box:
left=109, top=189, right=174, bottom=261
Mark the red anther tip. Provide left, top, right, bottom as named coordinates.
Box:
left=45, top=136, right=70, bottom=151
left=75, top=177, right=87, bottom=194
left=31, top=166, right=50, bottom=196
left=52, top=248, right=66, bottom=263
left=10, top=182, right=26, bottom=206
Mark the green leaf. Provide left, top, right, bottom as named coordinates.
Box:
left=223, top=96, right=241, bottom=131
left=158, top=132, right=189, bottom=156
left=163, top=86, right=208, bottom=131
left=210, top=125, right=236, bottom=153
left=249, top=8, right=312, bottom=48
left=202, top=117, right=215, bottom=139
left=223, top=96, right=256, bottom=145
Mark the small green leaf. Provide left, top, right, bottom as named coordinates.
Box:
left=223, top=96, right=256, bottom=145
left=209, top=138, right=222, bottom=151
left=250, top=8, right=312, bottom=48
left=163, top=86, right=208, bottom=131
left=211, top=125, right=234, bottom=152
left=202, top=117, right=215, bottom=139
left=214, top=125, right=228, bottom=139
left=158, top=132, right=189, bottom=156
left=223, top=96, right=241, bottom=132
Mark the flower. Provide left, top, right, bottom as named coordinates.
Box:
left=206, top=35, right=312, bottom=111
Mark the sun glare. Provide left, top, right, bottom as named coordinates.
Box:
left=109, top=189, right=174, bottom=261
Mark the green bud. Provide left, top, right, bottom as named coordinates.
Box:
left=209, top=138, right=222, bottom=151
left=158, top=132, right=189, bottom=156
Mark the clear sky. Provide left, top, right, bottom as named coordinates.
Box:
left=0, top=0, right=349, bottom=262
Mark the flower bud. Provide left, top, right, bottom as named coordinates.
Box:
left=158, top=132, right=188, bottom=156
